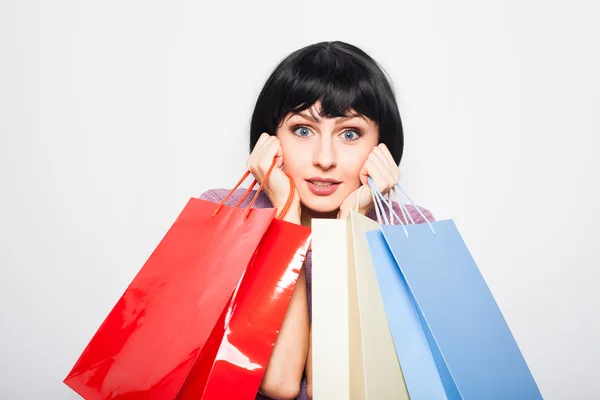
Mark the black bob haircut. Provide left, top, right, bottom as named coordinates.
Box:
left=250, top=41, right=405, bottom=164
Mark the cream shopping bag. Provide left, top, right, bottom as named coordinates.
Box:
left=349, top=209, right=410, bottom=399
left=312, top=189, right=409, bottom=399
left=312, top=217, right=352, bottom=399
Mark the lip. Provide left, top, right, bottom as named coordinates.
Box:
left=307, top=177, right=341, bottom=184
left=306, top=177, right=341, bottom=196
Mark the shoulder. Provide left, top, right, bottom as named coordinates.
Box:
left=197, top=188, right=273, bottom=209
left=365, top=202, right=435, bottom=225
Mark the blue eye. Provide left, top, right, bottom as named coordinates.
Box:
left=341, top=130, right=360, bottom=141
left=293, top=126, right=312, bottom=137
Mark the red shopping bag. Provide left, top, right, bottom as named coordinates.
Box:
left=64, top=161, right=304, bottom=399
left=177, top=175, right=311, bottom=399
left=182, top=217, right=311, bottom=399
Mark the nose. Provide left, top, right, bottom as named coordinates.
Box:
left=313, top=136, right=337, bottom=170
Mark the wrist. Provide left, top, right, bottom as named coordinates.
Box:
left=358, top=202, right=374, bottom=216
left=277, top=202, right=301, bottom=224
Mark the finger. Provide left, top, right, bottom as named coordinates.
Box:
left=248, top=133, right=272, bottom=169
left=254, top=136, right=276, bottom=165
left=360, top=152, right=390, bottom=187
left=255, top=133, right=274, bottom=154
left=373, top=146, right=400, bottom=182
left=273, top=137, right=284, bottom=167
left=366, top=156, right=396, bottom=193
left=262, top=137, right=283, bottom=162
left=358, top=184, right=374, bottom=210
left=378, top=143, right=397, bottom=166
left=371, top=146, right=390, bottom=167
left=258, top=138, right=283, bottom=174
left=359, top=159, right=370, bottom=186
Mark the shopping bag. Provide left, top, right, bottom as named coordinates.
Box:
left=366, top=229, right=448, bottom=400
left=312, top=217, right=351, bottom=399
left=348, top=209, right=410, bottom=399
left=311, top=187, right=409, bottom=399
left=64, top=161, right=304, bottom=399
left=366, top=180, right=543, bottom=400
left=195, top=217, right=311, bottom=399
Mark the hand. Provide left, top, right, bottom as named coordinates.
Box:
left=247, top=133, right=301, bottom=216
left=338, top=143, right=400, bottom=219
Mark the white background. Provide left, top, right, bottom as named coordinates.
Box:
left=1, top=0, right=599, bottom=398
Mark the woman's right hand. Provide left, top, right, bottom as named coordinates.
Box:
left=247, top=133, right=301, bottom=217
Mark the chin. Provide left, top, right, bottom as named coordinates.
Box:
left=299, top=192, right=345, bottom=215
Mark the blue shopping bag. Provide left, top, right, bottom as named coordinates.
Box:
left=366, top=179, right=543, bottom=400
left=366, top=229, right=449, bottom=400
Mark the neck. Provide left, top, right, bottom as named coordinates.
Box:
left=300, top=205, right=339, bottom=228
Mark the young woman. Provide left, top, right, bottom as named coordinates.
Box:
left=200, top=41, right=435, bottom=400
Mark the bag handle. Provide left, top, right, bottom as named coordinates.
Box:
left=354, top=185, right=384, bottom=224
left=273, top=174, right=295, bottom=220
left=354, top=183, right=397, bottom=233
left=355, top=184, right=410, bottom=227
left=355, top=182, right=393, bottom=227
left=212, top=158, right=295, bottom=220
left=393, top=184, right=434, bottom=226
left=355, top=184, right=401, bottom=226
left=388, top=187, right=409, bottom=226
left=367, top=177, right=437, bottom=237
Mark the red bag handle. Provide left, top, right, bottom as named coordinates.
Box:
left=212, top=158, right=296, bottom=220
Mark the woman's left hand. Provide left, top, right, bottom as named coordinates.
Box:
left=338, top=143, right=400, bottom=219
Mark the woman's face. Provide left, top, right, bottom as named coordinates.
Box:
left=276, top=101, right=379, bottom=214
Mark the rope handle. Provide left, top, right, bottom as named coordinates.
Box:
left=273, top=173, right=295, bottom=220
left=367, top=177, right=437, bottom=237
left=212, top=158, right=296, bottom=220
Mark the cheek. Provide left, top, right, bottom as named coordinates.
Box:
left=278, top=138, right=309, bottom=178
left=339, top=146, right=372, bottom=181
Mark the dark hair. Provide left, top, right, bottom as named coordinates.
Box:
left=249, top=41, right=404, bottom=164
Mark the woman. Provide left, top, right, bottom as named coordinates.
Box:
left=200, top=41, right=434, bottom=400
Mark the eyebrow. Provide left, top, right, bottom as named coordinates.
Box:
left=290, top=110, right=368, bottom=124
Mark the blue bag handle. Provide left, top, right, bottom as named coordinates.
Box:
left=367, top=177, right=437, bottom=237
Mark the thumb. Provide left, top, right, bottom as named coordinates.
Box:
left=359, top=161, right=369, bottom=186
left=263, top=137, right=284, bottom=166
left=274, top=140, right=284, bottom=168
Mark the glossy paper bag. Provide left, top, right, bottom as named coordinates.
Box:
left=369, top=182, right=543, bottom=399
left=196, top=217, right=311, bottom=399
left=64, top=197, right=275, bottom=400
left=64, top=163, right=288, bottom=399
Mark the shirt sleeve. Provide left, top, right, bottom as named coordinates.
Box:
left=380, top=202, right=435, bottom=225
left=198, top=189, right=223, bottom=203
left=391, top=202, right=436, bottom=224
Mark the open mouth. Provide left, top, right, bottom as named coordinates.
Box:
left=308, top=180, right=337, bottom=187
left=306, top=179, right=341, bottom=195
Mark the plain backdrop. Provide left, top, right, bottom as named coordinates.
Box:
left=1, top=0, right=599, bottom=398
